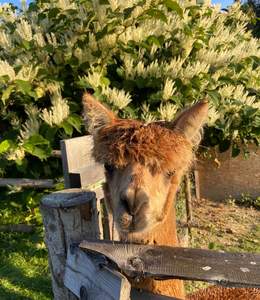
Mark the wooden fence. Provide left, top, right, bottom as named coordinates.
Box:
left=40, top=136, right=260, bottom=300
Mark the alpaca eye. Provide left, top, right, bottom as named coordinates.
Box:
left=166, top=170, right=175, bottom=178
left=104, top=163, right=115, bottom=175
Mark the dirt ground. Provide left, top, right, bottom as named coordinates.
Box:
left=184, top=197, right=260, bottom=294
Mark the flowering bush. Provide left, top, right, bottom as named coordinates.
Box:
left=0, top=0, right=259, bottom=179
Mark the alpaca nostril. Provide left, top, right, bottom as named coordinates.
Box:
left=121, top=196, right=132, bottom=215
left=121, top=195, right=148, bottom=216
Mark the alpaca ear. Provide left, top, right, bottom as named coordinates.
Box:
left=173, top=100, right=208, bottom=146
left=82, top=93, right=115, bottom=134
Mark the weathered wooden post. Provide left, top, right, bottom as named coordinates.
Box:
left=40, top=188, right=102, bottom=299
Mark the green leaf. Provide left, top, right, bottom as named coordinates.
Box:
left=207, top=90, right=221, bottom=106
left=26, top=134, right=50, bottom=146
left=147, top=35, right=161, bottom=46
left=163, top=0, right=183, bottom=17
left=232, top=144, right=240, bottom=158
left=218, top=139, right=231, bottom=153
left=145, top=9, right=167, bottom=23
left=15, top=80, right=32, bottom=95
left=67, top=114, right=82, bottom=133
left=23, top=134, right=51, bottom=160
left=100, top=77, right=110, bottom=86
left=61, top=122, right=73, bottom=136
left=0, top=140, right=11, bottom=154
left=2, top=85, right=14, bottom=103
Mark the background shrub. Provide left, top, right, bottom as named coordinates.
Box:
left=0, top=0, right=259, bottom=182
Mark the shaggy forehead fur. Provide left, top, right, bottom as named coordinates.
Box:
left=93, top=119, right=193, bottom=172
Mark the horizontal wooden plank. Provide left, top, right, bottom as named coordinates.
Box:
left=79, top=240, right=260, bottom=288
left=0, top=178, right=54, bottom=188
left=64, top=246, right=131, bottom=300
left=69, top=163, right=104, bottom=188
left=65, top=245, right=183, bottom=300
left=0, top=224, right=34, bottom=233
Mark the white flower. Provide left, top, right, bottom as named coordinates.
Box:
left=0, top=31, right=12, bottom=49
left=16, top=65, right=39, bottom=82
left=141, top=103, right=156, bottom=123
left=103, top=87, right=132, bottom=109
left=57, top=0, right=76, bottom=10
left=46, top=33, right=57, bottom=47
left=41, top=91, right=70, bottom=126
left=158, top=103, right=178, bottom=121
left=34, top=32, right=46, bottom=47
left=0, top=60, right=15, bottom=81
left=162, top=78, right=176, bottom=101
left=16, top=19, right=32, bottom=41
left=6, top=147, right=25, bottom=161
left=207, top=106, right=219, bottom=126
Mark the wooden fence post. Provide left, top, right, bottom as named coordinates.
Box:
left=40, top=188, right=102, bottom=300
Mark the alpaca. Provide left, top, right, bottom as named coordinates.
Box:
left=82, top=93, right=260, bottom=300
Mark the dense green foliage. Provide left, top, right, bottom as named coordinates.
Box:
left=243, top=0, right=260, bottom=38
left=0, top=0, right=259, bottom=182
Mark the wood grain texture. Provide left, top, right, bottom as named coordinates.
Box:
left=0, top=178, right=54, bottom=188
left=0, top=224, right=34, bottom=233
left=79, top=240, right=260, bottom=288
left=64, top=246, right=131, bottom=300
left=61, top=135, right=104, bottom=188
left=40, top=189, right=102, bottom=300
left=69, top=163, right=104, bottom=188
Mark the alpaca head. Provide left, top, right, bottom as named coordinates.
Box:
left=83, top=93, right=208, bottom=236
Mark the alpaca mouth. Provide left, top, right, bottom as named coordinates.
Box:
left=118, top=214, right=147, bottom=233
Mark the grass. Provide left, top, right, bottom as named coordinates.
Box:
left=0, top=193, right=259, bottom=299
left=0, top=229, right=52, bottom=300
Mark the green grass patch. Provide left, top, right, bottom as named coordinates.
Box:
left=0, top=230, right=52, bottom=300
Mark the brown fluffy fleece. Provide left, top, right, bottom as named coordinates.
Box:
left=92, top=118, right=193, bottom=173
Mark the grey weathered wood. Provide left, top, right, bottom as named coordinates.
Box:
left=64, top=245, right=180, bottom=300
left=51, top=150, right=61, bottom=157
left=80, top=240, right=260, bottom=289
left=69, top=164, right=105, bottom=188
left=61, top=135, right=104, bottom=188
left=0, top=178, right=54, bottom=188
left=193, top=166, right=200, bottom=200
left=0, top=224, right=34, bottom=233
left=64, top=246, right=131, bottom=300
left=40, top=189, right=103, bottom=300
left=60, top=136, right=114, bottom=240
left=184, top=174, right=193, bottom=228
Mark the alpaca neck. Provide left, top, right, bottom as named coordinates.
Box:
left=119, top=183, right=186, bottom=299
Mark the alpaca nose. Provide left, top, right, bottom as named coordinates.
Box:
left=121, top=192, right=147, bottom=216
left=121, top=195, right=135, bottom=215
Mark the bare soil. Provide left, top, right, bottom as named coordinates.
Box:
left=185, top=198, right=260, bottom=294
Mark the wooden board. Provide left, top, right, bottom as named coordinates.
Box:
left=64, top=246, right=181, bottom=300
left=40, top=189, right=101, bottom=299
left=69, top=164, right=105, bottom=188
left=61, top=135, right=104, bottom=188
left=0, top=178, right=54, bottom=188
left=64, top=246, right=131, bottom=300
left=79, top=240, right=260, bottom=288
